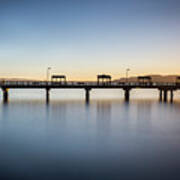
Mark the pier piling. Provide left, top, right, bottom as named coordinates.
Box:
left=2, top=88, right=8, bottom=103
left=159, top=89, right=163, bottom=102
left=85, top=88, right=91, bottom=103
left=163, top=90, right=168, bottom=102
left=46, top=88, right=50, bottom=103
left=124, top=89, right=130, bottom=102
left=170, top=90, right=174, bottom=103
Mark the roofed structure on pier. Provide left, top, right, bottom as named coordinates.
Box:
left=51, top=75, right=66, bottom=82
left=137, top=76, right=152, bottom=83
left=176, top=76, right=180, bottom=83
left=97, top=74, right=111, bottom=84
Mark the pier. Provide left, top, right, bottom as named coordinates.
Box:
left=0, top=80, right=179, bottom=103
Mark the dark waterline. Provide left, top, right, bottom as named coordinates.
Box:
left=0, top=98, right=180, bottom=179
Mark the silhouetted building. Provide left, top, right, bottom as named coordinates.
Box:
left=97, top=74, right=111, bottom=84
left=51, top=75, right=66, bottom=84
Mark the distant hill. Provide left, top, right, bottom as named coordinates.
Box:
left=114, top=75, right=180, bottom=83
left=0, top=75, right=180, bottom=83
left=0, top=78, right=39, bottom=82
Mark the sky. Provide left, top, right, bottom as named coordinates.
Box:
left=0, top=0, right=180, bottom=80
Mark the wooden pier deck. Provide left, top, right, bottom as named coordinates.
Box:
left=0, top=81, right=180, bottom=103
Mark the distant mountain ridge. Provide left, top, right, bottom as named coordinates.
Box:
left=0, top=75, right=180, bottom=82
left=0, top=78, right=39, bottom=81
left=114, top=75, right=180, bottom=83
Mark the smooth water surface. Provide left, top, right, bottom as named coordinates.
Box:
left=0, top=90, right=180, bottom=179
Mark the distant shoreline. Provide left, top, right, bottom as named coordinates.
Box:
left=0, top=74, right=180, bottom=83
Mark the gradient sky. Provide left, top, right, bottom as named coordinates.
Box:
left=0, top=0, right=180, bottom=80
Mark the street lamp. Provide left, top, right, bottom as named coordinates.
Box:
left=47, top=67, right=51, bottom=81
left=126, top=68, right=130, bottom=83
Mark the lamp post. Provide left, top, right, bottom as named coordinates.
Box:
left=47, top=67, right=51, bottom=81
left=126, top=68, right=130, bottom=83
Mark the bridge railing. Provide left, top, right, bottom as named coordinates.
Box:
left=0, top=81, right=179, bottom=87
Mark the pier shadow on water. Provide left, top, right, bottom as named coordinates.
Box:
left=0, top=99, right=180, bottom=179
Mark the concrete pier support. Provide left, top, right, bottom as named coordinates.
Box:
left=2, top=88, right=8, bottom=103
left=85, top=88, right=91, bottom=103
left=124, top=89, right=130, bottom=102
left=170, top=90, right=174, bottom=103
left=46, top=88, right=50, bottom=103
left=159, top=89, right=163, bottom=102
left=163, top=90, right=168, bottom=102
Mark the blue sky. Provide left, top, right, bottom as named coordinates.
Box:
left=0, top=0, right=180, bottom=80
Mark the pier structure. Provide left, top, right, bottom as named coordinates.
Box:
left=0, top=79, right=179, bottom=103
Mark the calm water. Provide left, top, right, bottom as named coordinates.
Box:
left=0, top=89, right=180, bottom=179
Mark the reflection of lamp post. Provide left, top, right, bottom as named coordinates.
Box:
left=47, top=67, right=51, bottom=81
left=126, top=68, right=130, bottom=83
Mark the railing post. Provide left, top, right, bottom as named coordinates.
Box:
left=46, top=88, right=50, bottom=103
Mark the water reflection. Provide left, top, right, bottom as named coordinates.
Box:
left=47, top=102, right=67, bottom=125
left=96, top=101, right=112, bottom=137
left=136, top=100, right=153, bottom=134
left=0, top=99, right=180, bottom=179
left=0, top=103, right=9, bottom=129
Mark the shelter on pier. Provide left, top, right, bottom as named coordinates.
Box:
left=51, top=75, right=66, bottom=84
left=97, top=74, right=111, bottom=84
left=138, top=76, right=152, bottom=84
left=176, top=76, right=180, bottom=84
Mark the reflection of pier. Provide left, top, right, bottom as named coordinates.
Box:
left=0, top=75, right=180, bottom=103
left=136, top=101, right=153, bottom=133
left=96, top=101, right=112, bottom=136
left=46, top=102, right=67, bottom=127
